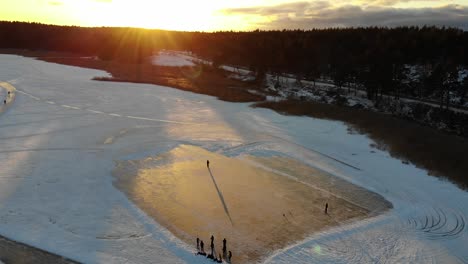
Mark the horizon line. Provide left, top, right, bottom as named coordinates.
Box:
left=1, top=20, right=466, bottom=33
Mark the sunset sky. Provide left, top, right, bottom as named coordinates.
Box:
left=1, top=0, right=467, bottom=31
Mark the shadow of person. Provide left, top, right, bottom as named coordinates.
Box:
left=208, top=167, right=234, bottom=226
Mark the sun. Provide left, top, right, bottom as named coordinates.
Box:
left=72, top=0, right=229, bottom=31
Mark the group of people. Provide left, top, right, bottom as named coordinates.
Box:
left=3, top=91, right=11, bottom=104
left=195, top=161, right=233, bottom=262
left=196, top=235, right=232, bottom=263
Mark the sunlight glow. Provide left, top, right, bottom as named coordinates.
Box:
left=69, top=0, right=225, bottom=31
left=71, top=0, right=277, bottom=31
left=0, top=0, right=466, bottom=31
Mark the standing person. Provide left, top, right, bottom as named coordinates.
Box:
left=196, top=237, right=200, bottom=251
left=228, top=251, right=232, bottom=263
left=325, top=203, right=329, bottom=214
left=197, top=240, right=206, bottom=256
left=210, top=235, right=215, bottom=256
left=207, top=160, right=210, bottom=168
left=222, top=238, right=227, bottom=258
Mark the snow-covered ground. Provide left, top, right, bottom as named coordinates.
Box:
left=223, top=63, right=468, bottom=115
left=0, top=55, right=467, bottom=263
left=151, top=50, right=196, bottom=67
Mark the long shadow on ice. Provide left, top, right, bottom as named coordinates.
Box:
left=208, top=167, right=234, bottom=226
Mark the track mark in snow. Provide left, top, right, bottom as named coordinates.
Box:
left=265, top=133, right=362, bottom=171
left=406, top=208, right=466, bottom=240
left=18, top=90, right=40, bottom=100
left=60, top=105, right=80, bottom=110
left=87, top=109, right=104, bottom=114
left=311, top=148, right=362, bottom=171
left=126, top=115, right=194, bottom=125
left=95, top=233, right=152, bottom=241
left=0, top=148, right=103, bottom=154
left=223, top=141, right=265, bottom=154
left=15, top=89, right=198, bottom=125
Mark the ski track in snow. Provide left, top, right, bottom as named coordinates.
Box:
left=16, top=89, right=197, bottom=125
left=0, top=54, right=467, bottom=264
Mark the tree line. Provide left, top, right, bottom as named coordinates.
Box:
left=1, top=21, right=467, bottom=107
left=191, top=28, right=468, bottom=108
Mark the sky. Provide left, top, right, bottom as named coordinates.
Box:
left=0, top=0, right=467, bottom=31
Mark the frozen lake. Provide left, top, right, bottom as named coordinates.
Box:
left=0, top=55, right=467, bottom=263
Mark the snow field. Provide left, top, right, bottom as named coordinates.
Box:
left=0, top=54, right=466, bottom=263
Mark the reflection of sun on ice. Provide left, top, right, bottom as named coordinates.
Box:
left=113, top=145, right=391, bottom=263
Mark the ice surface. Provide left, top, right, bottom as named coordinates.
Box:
left=0, top=55, right=467, bottom=263
left=113, top=145, right=389, bottom=263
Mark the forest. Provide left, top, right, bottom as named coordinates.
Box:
left=1, top=21, right=467, bottom=109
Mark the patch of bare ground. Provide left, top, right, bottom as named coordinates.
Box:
left=254, top=100, right=468, bottom=190
left=53, top=58, right=263, bottom=102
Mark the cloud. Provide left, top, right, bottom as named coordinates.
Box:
left=221, top=2, right=468, bottom=30
left=356, top=0, right=441, bottom=6
left=223, top=1, right=330, bottom=16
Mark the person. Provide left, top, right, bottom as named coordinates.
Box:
left=196, top=239, right=206, bottom=256
left=207, top=160, right=210, bottom=168
left=228, top=251, right=232, bottom=263
left=3, top=99, right=6, bottom=104
left=222, top=238, right=227, bottom=258
left=196, top=237, right=200, bottom=251
left=210, top=235, right=215, bottom=256
left=325, top=203, right=329, bottom=214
